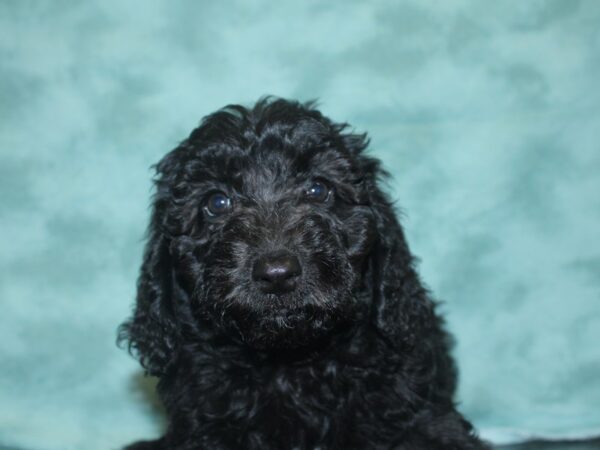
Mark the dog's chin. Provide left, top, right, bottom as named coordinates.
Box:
left=240, top=312, right=344, bottom=351
left=217, top=297, right=357, bottom=352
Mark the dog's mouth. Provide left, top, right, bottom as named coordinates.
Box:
left=198, top=280, right=359, bottom=351
left=229, top=300, right=356, bottom=350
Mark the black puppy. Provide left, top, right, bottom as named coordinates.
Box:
left=119, top=98, right=488, bottom=449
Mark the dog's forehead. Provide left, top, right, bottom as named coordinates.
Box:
left=196, top=130, right=353, bottom=195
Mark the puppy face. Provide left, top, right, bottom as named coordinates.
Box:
left=162, top=108, right=377, bottom=350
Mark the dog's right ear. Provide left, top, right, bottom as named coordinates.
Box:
left=118, top=151, right=184, bottom=377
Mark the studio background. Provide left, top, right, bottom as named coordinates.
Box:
left=1, top=1, right=599, bottom=449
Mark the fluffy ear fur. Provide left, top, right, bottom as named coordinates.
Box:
left=368, top=186, right=435, bottom=348
left=339, top=129, right=436, bottom=348
left=118, top=152, right=184, bottom=377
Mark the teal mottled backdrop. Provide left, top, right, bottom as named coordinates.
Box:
left=1, top=1, right=599, bottom=449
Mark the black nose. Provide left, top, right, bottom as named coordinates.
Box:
left=252, top=252, right=302, bottom=294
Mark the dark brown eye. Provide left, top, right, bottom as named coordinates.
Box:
left=205, top=192, right=232, bottom=216
left=304, top=181, right=330, bottom=203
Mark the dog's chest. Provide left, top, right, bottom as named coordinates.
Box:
left=168, top=353, right=409, bottom=449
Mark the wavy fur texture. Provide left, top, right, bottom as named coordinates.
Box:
left=119, top=98, right=489, bottom=450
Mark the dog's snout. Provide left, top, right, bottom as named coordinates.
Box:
left=252, top=252, right=302, bottom=294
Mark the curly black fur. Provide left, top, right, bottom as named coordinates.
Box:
left=118, top=98, right=489, bottom=450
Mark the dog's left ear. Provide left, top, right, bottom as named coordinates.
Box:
left=349, top=145, right=436, bottom=349
left=368, top=186, right=435, bottom=347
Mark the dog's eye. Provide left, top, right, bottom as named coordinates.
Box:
left=204, top=192, right=232, bottom=216
left=304, top=181, right=330, bottom=203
